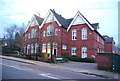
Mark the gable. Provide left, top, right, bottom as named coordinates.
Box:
left=29, top=16, right=39, bottom=27
left=25, top=15, right=39, bottom=32
left=72, top=15, right=85, bottom=25
left=45, top=12, right=54, bottom=23
left=40, top=9, right=61, bottom=29
left=67, top=11, right=94, bottom=31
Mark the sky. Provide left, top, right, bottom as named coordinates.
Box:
left=0, top=0, right=119, bottom=44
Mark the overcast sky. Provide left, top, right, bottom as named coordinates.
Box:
left=0, top=0, right=119, bottom=44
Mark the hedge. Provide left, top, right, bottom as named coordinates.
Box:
left=68, top=55, right=96, bottom=63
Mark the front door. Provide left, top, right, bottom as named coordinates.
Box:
left=53, top=48, right=57, bottom=56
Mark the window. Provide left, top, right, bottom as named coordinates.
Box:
left=71, top=47, right=77, bottom=55
left=25, top=34, right=27, bottom=38
left=43, top=31, right=46, bottom=37
left=31, top=44, right=34, bottom=53
left=47, top=43, right=51, bottom=54
left=31, top=29, right=36, bottom=38
left=97, top=35, right=99, bottom=42
left=35, top=43, right=38, bottom=53
left=82, top=47, right=87, bottom=58
left=28, top=33, right=30, bottom=38
left=82, top=28, right=87, bottom=40
left=72, top=29, right=77, bottom=40
left=97, top=48, right=99, bottom=53
left=47, top=25, right=53, bottom=36
left=62, top=45, right=67, bottom=50
left=55, top=28, right=58, bottom=35
left=42, top=43, right=46, bottom=53
left=27, top=44, right=30, bottom=54
left=27, top=44, right=30, bottom=49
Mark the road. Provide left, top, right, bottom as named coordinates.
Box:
left=1, top=58, right=107, bottom=79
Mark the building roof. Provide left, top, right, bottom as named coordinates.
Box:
left=78, top=11, right=99, bottom=30
left=51, top=9, right=73, bottom=29
left=91, top=23, right=99, bottom=30
left=34, top=15, right=44, bottom=25
left=102, top=35, right=114, bottom=43
left=25, top=15, right=44, bottom=33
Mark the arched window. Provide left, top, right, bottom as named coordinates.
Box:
left=82, top=28, right=87, bottom=40
left=81, top=47, right=87, bottom=58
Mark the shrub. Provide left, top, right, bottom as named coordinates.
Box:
left=61, top=53, right=69, bottom=58
left=68, top=55, right=82, bottom=62
left=40, top=53, right=50, bottom=58
left=82, top=58, right=96, bottom=63
left=68, top=56, right=96, bottom=63
left=63, top=58, right=69, bottom=62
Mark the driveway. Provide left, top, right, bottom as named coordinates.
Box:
left=57, top=61, right=97, bottom=70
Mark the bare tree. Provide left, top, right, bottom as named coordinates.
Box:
left=18, top=23, right=25, bottom=36
left=15, top=23, right=25, bottom=51
left=4, top=24, right=18, bottom=45
left=4, top=24, right=25, bottom=51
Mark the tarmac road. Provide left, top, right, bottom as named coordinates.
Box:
left=2, top=59, right=106, bottom=79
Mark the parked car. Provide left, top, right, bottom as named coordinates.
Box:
left=14, top=51, right=20, bottom=55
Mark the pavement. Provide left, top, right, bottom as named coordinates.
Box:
left=0, top=55, right=120, bottom=80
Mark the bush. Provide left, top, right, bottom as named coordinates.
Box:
left=63, top=58, right=69, bottom=62
left=2, top=45, right=20, bottom=54
left=68, top=55, right=82, bottom=62
left=40, top=53, right=50, bottom=58
left=68, top=55, right=95, bottom=63
left=81, top=58, right=96, bottom=63
left=61, top=53, right=69, bottom=58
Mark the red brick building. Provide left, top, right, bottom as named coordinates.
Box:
left=22, top=9, right=105, bottom=59
left=102, top=35, right=115, bottom=53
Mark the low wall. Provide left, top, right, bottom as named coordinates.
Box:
left=96, top=53, right=113, bottom=71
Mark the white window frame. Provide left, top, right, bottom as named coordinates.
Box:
left=62, top=45, right=67, bottom=50
left=31, top=44, right=34, bottom=53
left=82, top=47, right=87, bottom=58
left=47, top=25, right=53, bottom=36
left=43, top=31, right=46, bottom=37
left=42, top=43, right=46, bottom=53
left=71, top=47, right=77, bottom=55
left=35, top=43, right=38, bottom=53
left=72, top=29, right=77, bottom=40
left=31, top=29, right=36, bottom=38
left=28, top=33, right=30, bottom=38
left=27, top=44, right=30, bottom=54
left=55, top=28, right=58, bottom=35
left=82, top=28, right=87, bottom=40
left=47, top=43, right=51, bottom=54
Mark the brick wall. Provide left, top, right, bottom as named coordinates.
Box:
left=96, top=53, right=113, bottom=70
